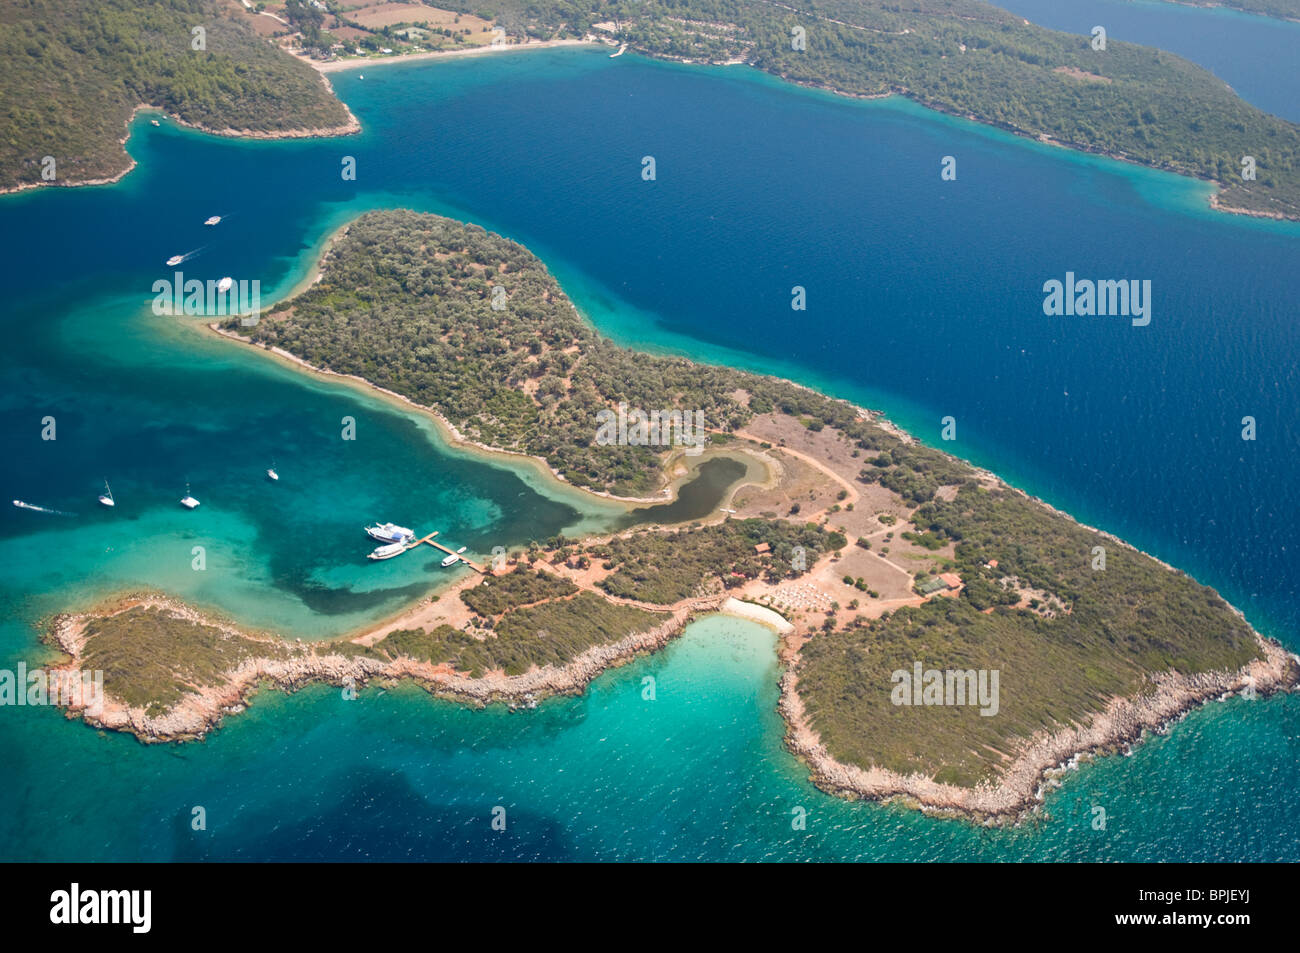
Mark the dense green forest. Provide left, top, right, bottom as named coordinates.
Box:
left=233, top=210, right=986, bottom=497
left=452, top=0, right=1300, bottom=218
left=235, top=210, right=759, bottom=495
left=0, top=0, right=352, bottom=191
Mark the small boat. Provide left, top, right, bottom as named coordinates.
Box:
left=98, top=480, right=115, bottom=508
left=217, top=276, right=233, bottom=293
left=266, top=463, right=279, bottom=481
left=204, top=215, right=222, bottom=226
left=150, top=119, right=160, bottom=126
left=166, top=255, right=184, bottom=267
left=456, top=546, right=467, bottom=554
left=441, top=553, right=461, bottom=568
left=180, top=484, right=200, bottom=509
left=365, top=522, right=415, bottom=543
left=368, top=542, right=407, bottom=560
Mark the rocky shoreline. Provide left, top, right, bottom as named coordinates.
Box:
left=780, top=636, right=1299, bottom=822
left=45, top=593, right=721, bottom=744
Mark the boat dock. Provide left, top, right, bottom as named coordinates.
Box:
left=407, top=531, right=487, bottom=573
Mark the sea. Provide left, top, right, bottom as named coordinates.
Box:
left=0, top=40, right=1296, bottom=861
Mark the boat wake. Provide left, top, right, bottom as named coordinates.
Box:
left=164, top=246, right=206, bottom=267
left=12, top=500, right=76, bottom=516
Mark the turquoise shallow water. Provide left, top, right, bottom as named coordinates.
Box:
left=2, top=615, right=1296, bottom=861
left=0, top=48, right=1296, bottom=861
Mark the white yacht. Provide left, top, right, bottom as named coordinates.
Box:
left=180, top=484, right=200, bottom=509
left=217, top=276, right=233, bottom=293
left=204, top=215, right=222, bottom=226
left=266, top=464, right=279, bottom=481
left=365, top=522, right=415, bottom=543
left=441, top=553, right=460, bottom=568
left=166, top=255, right=184, bottom=267
left=368, top=542, right=407, bottom=560
left=98, top=480, right=115, bottom=508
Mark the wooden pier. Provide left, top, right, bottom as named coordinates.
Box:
left=407, top=531, right=488, bottom=573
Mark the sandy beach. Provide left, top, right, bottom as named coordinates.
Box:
left=305, top=38, right=601, bottom=74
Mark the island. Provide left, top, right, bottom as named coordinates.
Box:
left=41, top=209, right=1298, bottom=821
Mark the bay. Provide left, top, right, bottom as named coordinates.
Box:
left=1, top=47, right=1296, bottom=861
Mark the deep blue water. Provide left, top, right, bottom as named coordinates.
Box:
left=0, top=48, right=1296, bottom=860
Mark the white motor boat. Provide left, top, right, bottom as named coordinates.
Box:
left=98, top=480, right=115, bottom=507
left=365, top=522, right=415, bottom=544
left=180, top=483, right=200, bottom=509
left=368, top=542, right=407, bottom=560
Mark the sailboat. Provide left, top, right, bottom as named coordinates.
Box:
left=180, top=483, right=200, bottom=509
left=97, top=480, right=115, bottom=508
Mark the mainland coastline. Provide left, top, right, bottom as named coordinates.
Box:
left=7, top=19, right=1298, bottom=225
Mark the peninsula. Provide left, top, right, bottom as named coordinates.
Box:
left=43, top=210, right=1298, bottom=821
left=0, top=0, right=356, bottom=194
